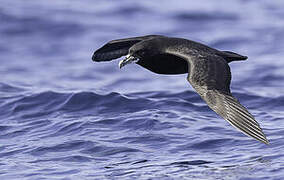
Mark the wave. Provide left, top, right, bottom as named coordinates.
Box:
left=0, top=82, right=25, bottom=93
left=0, top=90, right=153, bottom=120
left=2, top=88, right=283, bottom=120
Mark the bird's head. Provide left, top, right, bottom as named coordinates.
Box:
left=118, top=40, right=160, bottom=69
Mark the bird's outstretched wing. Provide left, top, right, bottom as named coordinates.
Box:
left=197, top=89, right=269, bottom=144
left=92, top=35, right=161, bottom=62
left=183, top=54, right=268, bottom=144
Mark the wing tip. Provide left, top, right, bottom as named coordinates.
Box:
left=263, top=140, right=269, bottom=145
left=92, top=50, right=123, bottom=62
left=92, top=52, right=101, bottom=62
left=259, top=135, right=269, bottom=145
left=203, top=90, right=270, bottom=145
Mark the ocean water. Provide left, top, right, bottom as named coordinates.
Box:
left=1, top=0, right=284, bottom=179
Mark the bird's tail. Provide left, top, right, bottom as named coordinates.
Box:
left=217, top=51, right=248, bottom=63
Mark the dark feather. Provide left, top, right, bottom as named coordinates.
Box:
left=200, top=90, right=269, bottom=144
left=92, top=35, right=161, bottom=62
left=92, top=35, right=268, bottom=144
left=216, top=51, right=248, bottom=63
left=165, top=46, right=268, bottom=143
left=183, top=55, right=268, bottom=144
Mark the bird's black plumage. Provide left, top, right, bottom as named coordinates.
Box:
left=92, top=35, right=268, bottom=144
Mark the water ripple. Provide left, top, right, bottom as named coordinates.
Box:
left=1, top=0, right=284, bottom=179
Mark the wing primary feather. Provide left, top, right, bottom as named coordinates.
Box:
left=226, top=97, right=262, bottom=131
left=227, top=112, right=268, bottom=144
left=92, top=35, right=162, bottom=62
left=181, top=54, right=269, bottom=144
left=202, top=90, right=269, bottom=144
left=92, top=41, right=139, bottom=62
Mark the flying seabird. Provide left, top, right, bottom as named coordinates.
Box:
left=92, top=35, right=269, bottom=144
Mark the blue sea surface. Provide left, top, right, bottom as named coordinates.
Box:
left=1, top=0, right=284, bottom=179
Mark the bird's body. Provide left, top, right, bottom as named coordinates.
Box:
left=92, top=35, right=269, bottom=144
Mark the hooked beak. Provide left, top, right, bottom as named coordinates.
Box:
left=119, top=54, right=138, bottom=69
